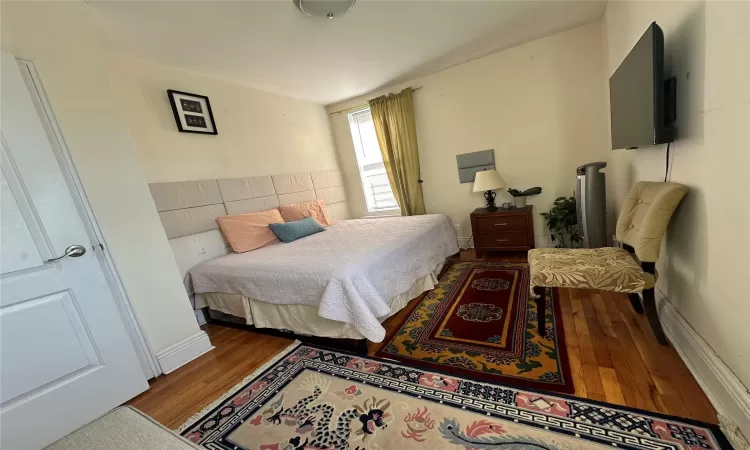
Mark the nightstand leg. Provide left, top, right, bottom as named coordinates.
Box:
left=475, top=250, right=485, bottom=258
left=533, top=286, right=546, bottom=334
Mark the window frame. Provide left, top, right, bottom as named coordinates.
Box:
left=346, top=107, right=400, bottom=216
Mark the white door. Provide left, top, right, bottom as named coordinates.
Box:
left=0, top=51, right=148, bottom=450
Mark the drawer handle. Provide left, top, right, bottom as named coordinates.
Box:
left=496, top=239, right=509, bottom=242
left=494, top=223, right=507, bottom=226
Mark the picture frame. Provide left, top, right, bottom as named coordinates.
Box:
left=167, top=89, right=218, bottom=135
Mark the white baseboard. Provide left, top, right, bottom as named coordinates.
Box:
left=458, top=236, right=474, bottom=248
left=456, top=236, right=552, bottom=249
left=155, top=331, right=214, bottom=375
left=656, top=288, right=750, bottom=448
left=534, top=235, right=553, bottom=248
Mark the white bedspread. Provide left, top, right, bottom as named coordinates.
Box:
left=185, top=214, right=458, bottom=342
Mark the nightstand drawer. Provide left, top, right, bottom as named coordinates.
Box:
left=476, top=231, right=528, bottom=248
left=470, top=206, right=534, bottom=255
left=476, top=215, right=527, bottom=232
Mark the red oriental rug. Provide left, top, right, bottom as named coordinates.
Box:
left=375, top=261, right=574, bottom=393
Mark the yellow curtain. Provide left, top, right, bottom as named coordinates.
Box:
left=368, top=88, right=426, bottom=216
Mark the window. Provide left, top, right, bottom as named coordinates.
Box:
left=347, top=108, right=399, bottom=213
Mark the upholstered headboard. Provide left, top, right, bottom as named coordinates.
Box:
left=148, top=171, right=350, bottom=276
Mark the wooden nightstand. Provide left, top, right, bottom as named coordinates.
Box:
left=470, top=206, right=535, bottom=257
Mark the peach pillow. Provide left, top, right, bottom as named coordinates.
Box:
left=216, top=209, right=284, bottom=253
left=279, top=200, right=333, bottom=227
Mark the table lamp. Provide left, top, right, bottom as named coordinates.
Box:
left=473, top=169, right=506, bottom=211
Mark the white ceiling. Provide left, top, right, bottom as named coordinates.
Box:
left=89, top=0, right=606, bottom=105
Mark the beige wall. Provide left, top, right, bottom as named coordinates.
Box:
left=108, top=55, right=341, bottom=183
left=327, top=22, right=609, bottom=244
left=1, top=2, right=202, bottom=356
left=603, top=0, right=750, bottom=388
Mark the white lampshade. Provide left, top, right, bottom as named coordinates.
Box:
left=472, top=170, right=506, bottom=192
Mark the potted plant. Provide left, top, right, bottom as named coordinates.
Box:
left=507, top=187, right=542, bottom=208
left=540, top=196, right=583, bottom=248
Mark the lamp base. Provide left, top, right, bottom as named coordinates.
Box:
left=484, top=190, right=498, bottom=211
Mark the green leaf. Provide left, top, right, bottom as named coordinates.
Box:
left=520, top=187, right=542, bottom=196
left=541, top=195, right=581, bottom=248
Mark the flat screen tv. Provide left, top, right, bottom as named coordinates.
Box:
left=609, top=22, right=675, bottom=150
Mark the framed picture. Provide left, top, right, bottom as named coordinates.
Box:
left=167, top=89, right=218, bottom=135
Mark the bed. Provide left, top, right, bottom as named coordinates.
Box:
left=185, top=214, right=459, bottom=342
left=147, top=171, right=459, bottom=345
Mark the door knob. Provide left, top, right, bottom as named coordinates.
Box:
left=47, top=244, right=87, bottom=262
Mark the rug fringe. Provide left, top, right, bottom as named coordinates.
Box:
left=176, top=340, right=302, bottom=434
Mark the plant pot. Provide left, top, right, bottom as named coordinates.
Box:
left=513, top=197, right=527, bottom=208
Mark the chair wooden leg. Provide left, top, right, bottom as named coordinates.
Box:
left=533, top=286, right=546, bottom=335
left=628, top=293, right=645, bottom=314
left=642, top=288, right=668, bottom=345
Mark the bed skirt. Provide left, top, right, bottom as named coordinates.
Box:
left=194, top=261, right=444, bottom=341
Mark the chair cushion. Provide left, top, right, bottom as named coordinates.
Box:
left=615, top=181, right=688, bottom=262
left=528, top=247, right=646, bottom=293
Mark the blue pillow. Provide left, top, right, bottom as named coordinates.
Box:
left=269, top=217, right=325, bottom=243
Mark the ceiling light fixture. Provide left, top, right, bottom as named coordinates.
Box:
left=293, top=0, right=355, bottom=19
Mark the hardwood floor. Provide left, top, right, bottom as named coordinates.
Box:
left=127, top=327, right=292, bottom=429
left=127, top=250, right=717, bottom=430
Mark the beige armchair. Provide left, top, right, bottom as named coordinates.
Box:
left=527, top=181, right=688, bottom=345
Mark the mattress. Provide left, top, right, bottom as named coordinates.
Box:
left=195, top=262, right=442, bottom=340
left=186, top=214, right=458, bottom=341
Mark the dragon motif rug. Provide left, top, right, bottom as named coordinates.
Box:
left=180, top=343, right=730, bottom=449
left=376, top=262, right=573, bottom=393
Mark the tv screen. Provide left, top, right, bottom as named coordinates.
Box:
left=609, top=22, right=672, bottom=149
